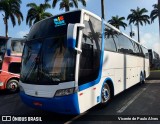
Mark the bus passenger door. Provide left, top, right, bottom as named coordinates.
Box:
left=77, top=14, right=102, bottom=113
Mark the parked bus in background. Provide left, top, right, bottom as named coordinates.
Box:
left=0, top=36, right=25, bottom=92
left=19, top=9, right=150, bottom=114
left=148, top=49, right=160, bottom=69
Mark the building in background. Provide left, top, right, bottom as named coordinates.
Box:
left=148, top=49, right=160, bottom=70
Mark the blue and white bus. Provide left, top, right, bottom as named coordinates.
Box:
left=19, top=9, right=150, bottom=114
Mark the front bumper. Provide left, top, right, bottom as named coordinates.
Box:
left=19, top=91, right=80, bottom=115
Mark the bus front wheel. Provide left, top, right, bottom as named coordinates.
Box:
left=7, top=79, right=19, bottom=93
left=101, top=83, right=111, bottom=105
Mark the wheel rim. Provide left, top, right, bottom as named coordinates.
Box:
left=102, top=84, right=110, bottom=103
left=140, top=74, right=144, bottom=84
left=140, top=75, right=143, bottom=83
left=9, top=82, right=18, bottom=91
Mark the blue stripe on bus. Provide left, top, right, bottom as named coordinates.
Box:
left=79, top=20, right=105, bottom=91
left=20, top=91, right=80, bottom=115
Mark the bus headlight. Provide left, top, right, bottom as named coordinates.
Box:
left=0, top=82, right=4, bottom=86
left=55, top=87, right=76, bottom=97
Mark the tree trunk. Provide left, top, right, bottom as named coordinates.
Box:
left=65, top=7, right=69, bottom=12
left=101, top=0, right=105, bottom=19
left=137, top=22, right=140, bottom=42
left=5, top=19, right=8, bottom=38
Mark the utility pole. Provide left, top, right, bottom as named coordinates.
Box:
left=101, top=0, right=105, bottom=20
left=158, top=0, right=160, bottom=37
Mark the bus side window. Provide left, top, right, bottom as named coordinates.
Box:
left=132, top=42, right=140, bottom=56
left=117, top=34, right=135, bottom=54
left=137, top=45, right=144, bottom=57
left=104, top=26, right=118, bottom=52
left=8, top=62, right=21, bottom=74
left=142, top=46, right=149, bottom=59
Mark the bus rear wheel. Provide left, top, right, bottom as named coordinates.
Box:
left=7, top=79, right=19, bottom=93
left=140, top=73, right=145, bottom=85
left=101, top=83, right=111, bottom=105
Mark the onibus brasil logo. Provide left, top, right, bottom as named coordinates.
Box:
left=54, top=16, right=66, bottom=27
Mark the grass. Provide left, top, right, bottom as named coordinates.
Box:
left=150, top=70, right=160, bottom=72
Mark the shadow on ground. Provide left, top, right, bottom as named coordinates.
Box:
left=147, top=72, right=160, bottom=80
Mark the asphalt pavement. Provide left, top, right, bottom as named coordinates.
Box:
left=0, top=74, right=160, bottom=123
left=147, top=71, right=160, bottom=80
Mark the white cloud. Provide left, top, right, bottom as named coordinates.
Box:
left=153, top=42, right=160, bottom=56
left=140, top=32, right=160, bottom=55
left=16, top=30, right=29, bottom=38
left=140, top=33, right=152, bottom=45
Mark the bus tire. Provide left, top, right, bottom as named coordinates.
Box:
left=101, top=83, right=111, bottom=105
left=7, top=79, right=19, bottom=93
left=140, top=73, right=145, bottom=85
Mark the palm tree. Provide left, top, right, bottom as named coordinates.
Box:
left=108, top=15, right=127, bottom=30
left=46, top=0, right=86, bottom=12
left=26, top=2, right=52, bottom=27
left=127, top=7, right=150, bottom=42
left=150, top=4, right=158, bottom=23
left=0, top=0, right=23, bottom=38
left=150, top=1, right=160, bottom=40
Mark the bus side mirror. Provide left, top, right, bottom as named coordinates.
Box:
left=67, top=23, right=85, bottom=49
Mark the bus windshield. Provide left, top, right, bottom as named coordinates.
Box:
left=0, top=39, right=7, bottom=68
left=11, top=39, right=24, bottom=56
left=20, top=36, right=76, bottom=85
left=20, top=11, right=81, bottom=85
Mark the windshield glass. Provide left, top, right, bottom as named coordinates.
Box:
left=20, top=11, right=81, bottom=85
left=0, top=39, right=7, bottom=69
left=11, top=40, right=24, bottom=56
left=20, top=36, right=76, bottom=85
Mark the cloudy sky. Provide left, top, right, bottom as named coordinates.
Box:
left=0, top=0, right=159, bottom=54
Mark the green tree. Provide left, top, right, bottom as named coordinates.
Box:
left=0, top=0, right=23, bottom=38
left=108, top=15, right=127, bottom=30
left=150, top=4, right=158, bottom=23
left=127, top=7, right=150, bottom=42
left=46, top=0, right=86, bottom=12
left=150, top=1, right=160, bottom=38
left=26, top=2, right=52, bottom=27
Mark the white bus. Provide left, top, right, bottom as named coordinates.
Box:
left=19, top=9, right=150, bottom=114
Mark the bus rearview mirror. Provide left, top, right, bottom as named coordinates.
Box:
left=67, top=23, right=85, bottom=49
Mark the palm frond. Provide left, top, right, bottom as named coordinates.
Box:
left=72, top=0, right=78, bottom=8
left=10, top=13, right=16, bottom=27
left=27, top=3, right=37, bottom=8
left=78, top=0, right=86, bottom=6
left=26, top=2, right=52, bottom=27
left=53, top=0, right=60, bottom=8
